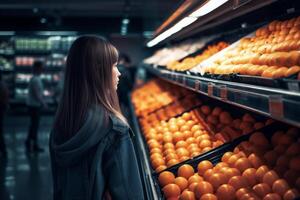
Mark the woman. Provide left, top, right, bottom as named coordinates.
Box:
left=49, top=36, right=144, bottom=200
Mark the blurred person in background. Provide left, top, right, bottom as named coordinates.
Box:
left=0, top=74, right=9, bottom=157
left=50, top=36, right=144, bottom=200
left=117, top=53, right=135, bottom=117
left=25, top=60, right=48, bottom=152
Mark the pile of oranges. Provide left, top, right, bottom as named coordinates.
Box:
left=139, top=95, right=202, bottom=127
left=158, top=127, right=300, bottom=200
left=131, top=79, right=190, bottom=117
left=193, top=105, right=272, bottom=139
left=166, top=42, right=229, bottom=71
left=141, top=101, right=268, bottom=172
left=203, top=16, right=300, bottom=78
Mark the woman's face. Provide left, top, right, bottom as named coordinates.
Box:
left=112, top=63, right=121, bottom=90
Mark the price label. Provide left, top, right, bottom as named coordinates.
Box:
left=220, top=85, right=227, bottom=101
left=287, top=82, right=299, bottom=92
left=208, top=83, right=214, bottom=97
left=195, top=80, right=200, bottom=91
left=269, top=95, right=284, bottom=118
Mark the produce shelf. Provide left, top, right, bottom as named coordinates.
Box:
left=145, top=64, right=300, bottom=128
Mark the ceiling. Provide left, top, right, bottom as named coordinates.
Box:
left=0, top=0, right=183, bottom=33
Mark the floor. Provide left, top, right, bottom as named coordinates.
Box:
left=0, top=115, right=54, bottom=200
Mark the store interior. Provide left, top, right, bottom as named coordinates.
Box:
left=1, top=0, right=300, bottom=199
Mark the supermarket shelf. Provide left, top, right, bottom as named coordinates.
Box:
left=145, top=64, right=300, bottom=128
left=15, top=66, right=64, bottom=72
left=14, top=50, right=52, bottom=55
left=128, top=95, right=161, bottom=200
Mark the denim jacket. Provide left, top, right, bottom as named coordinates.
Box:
left=49, top=106, right=144, bottom=200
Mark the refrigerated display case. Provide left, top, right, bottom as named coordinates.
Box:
left=129, top=0, right=300, bottom=199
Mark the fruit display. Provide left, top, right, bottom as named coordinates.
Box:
left=144, top=37, right=215, bottom=66
left=132, top=79, right=270, bottom=172
left=166, top=42, right=229, bottom=71
left=200, top=16, right=300, bottom=79
left=131, top=79, right=192, bottom=117
left=158, top=126, right=300, bottom=200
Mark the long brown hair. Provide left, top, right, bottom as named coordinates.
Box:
left=53, top=35, right=126, bottom=140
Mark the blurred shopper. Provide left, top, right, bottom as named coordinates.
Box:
left=117, top=53, right=135, bottom=116
left=0, top=74, right=9, bottom=157
left=25, top=61, right=47, bottom=152
left=50, top=36, right=144, bottom=200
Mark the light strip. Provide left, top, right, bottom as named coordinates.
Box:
left=0, top=31, right=15, bottom=36
left=189, top=0, right=229, bottom=17
left=147, top=0, right=230, bottom=47
left=147, top=17, right=197, bottom=47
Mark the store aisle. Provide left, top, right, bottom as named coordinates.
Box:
left=0, top=115, right=53, bottom=200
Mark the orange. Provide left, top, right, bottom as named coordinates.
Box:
left=150, top=148, right=162, bottom=154
left=167, top=159, right=179, bottom=167
left=156, top=165, right=167, bottom=173
left=219, top=111, right=233, bottom=124
left=276, top=155, right=290, bottom=169
left=178, top=164, right=194, bottom=179
left=236, top=188, right=251, bottom=199
left=249, top=132, right=269, bottom=147
left=248, top=153, right=264, bottom=169
left=186, top=137, right=196, bottom=145
left=182, top=113, right=192, bottom=121
left=253, top=183, right=272, bottom=198
left=162, top=183, right=181, bottom=198
left=164, top=149, right=176, bottom=156
left=198, top=134, right=211, bottom=141
left=197, top=160, right=213, bottom=176
left=191, top=125, right=202, bottom=133
left=177, top=119, right=186, bottom=127
left=164, top=143, right=175, bottom=150
left=200, top=194, right=217, bottom=200
left=263, top=170, right=279, bottom=187
left=228, top=176, right=248, bottom=190
left=158, top=171, right=175, bottom=186
left=173, top=132, right=184, bottom=143
left=180, top=190, right=196, bottom=200
left=202, top=147, right=212, bottom=153
left=264, top=151, right=278, bottom=166
left=175, top=141, right=188, bottom=149
left=289, top=156, right=300, bottom=171
left=284, top=189, right=300, bottom=200
left=225, top=168, right=241, bottom=178
left=169, top=124, right=179, bottom=133
left=216, top=184, right=236, bottom=200
left=152, top=157, right=165, bottom=169
left=272, top=179, right=290, bottom=196
left=234, top=157, right=252, bottom=173
left=190, top=151, right=201, bottom=158
left=214, top=162, right=229, bottom=172
left=263, top=193, right=282, bottom=200
left=176, top=148, right=189, bottom=158
left=194, top=181, right=214, bottom=198
left=186, top=120, right=197, bottom=127
left=240, top=193, right=260, bottom=200
left=188, top=174, right=203, bottom=185
left=201, top=105, right=211, bottom=115
left=278, top=134, right=293, bottom=146
left=199, top=140, right=212, bottom=149
left=163, top=135, right=173, bottom=143
left=286, top=143, right=300, bottom=156
left=208, top=173, right=228, bottom=190
left=180, top=125, right=191, bottom=132
left=222, top=152, right=234, bottom=163
left=187, top=144, right=199, bottom=152
left=179, top=156, right=190, bottom=162
left=242, top=168, right=257, bottom=187
left=255, top=165, right=270, bottom=182
left=166, top=153, right=179, bottom=162
left=189, top=182, right=199, bottom=192
left=174, top=177, right=188, bottom=191
left=203, top=169, right=214, bottom=181
left=227, top=154, right=242, bottom=167
left=183, top=131, right=193, bottom=139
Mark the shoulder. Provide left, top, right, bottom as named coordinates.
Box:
left=109, top=114, right=129, bottom=136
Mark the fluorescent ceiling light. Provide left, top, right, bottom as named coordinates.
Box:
left=122, top=18, right=130, bottom=25
left=189, top=0, right=229, bottom=17
left=147, top=17, right=197, bottom=47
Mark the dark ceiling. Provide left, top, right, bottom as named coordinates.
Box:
left=0, top=0, right=183, bottom=33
